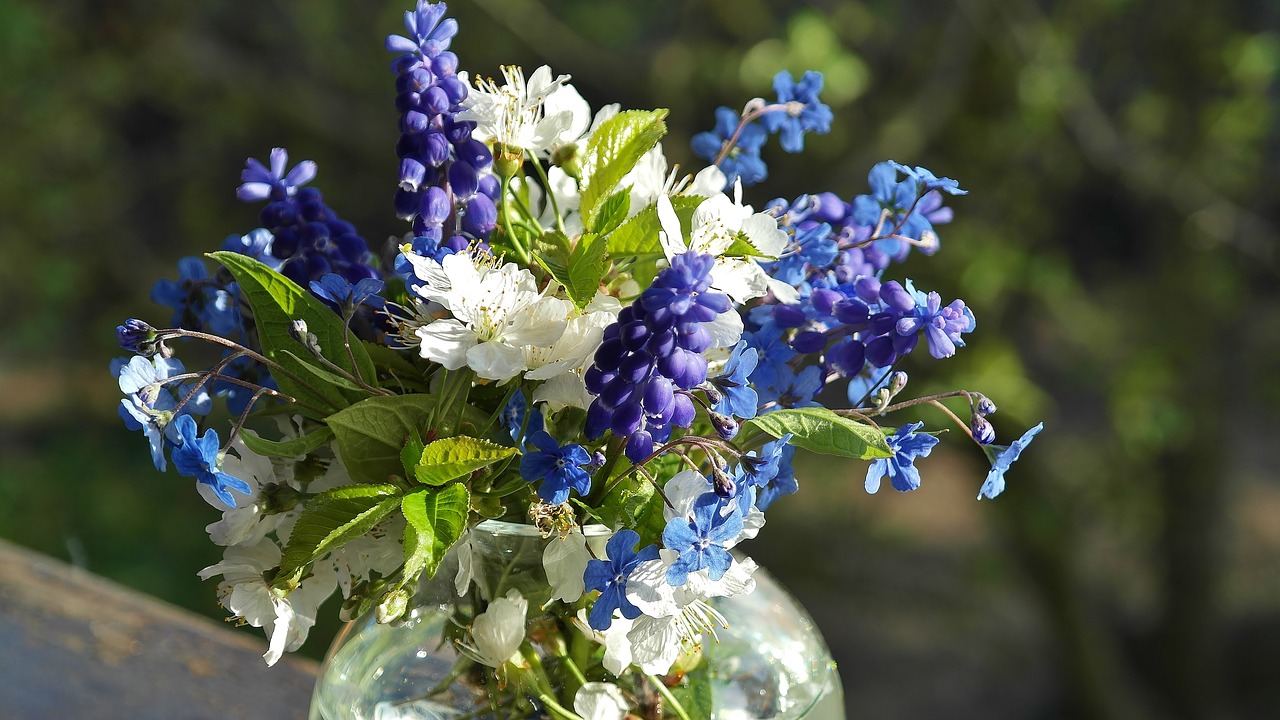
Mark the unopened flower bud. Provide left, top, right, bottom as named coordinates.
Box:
left=261, top=482, right=302, bottom=515
left=698, top=382, right=724, bottom=406
left=975, top=397, right=997, bottom=416
left=117, top=318, right=158, bottom=354
left=889, top=371, right=909, bottom=395
left=376, top=588, right=411, bottom=624
left=742, top=97, right=767, bottom=117
left=709, top=411, right=739, bottom=440
left=711, top=466, right=736, bottom=499
left=289, top=319, right=321, bottom=354
left=971, top=416, right=996, bottom=445
left=871, top=387, right=891, bottom=412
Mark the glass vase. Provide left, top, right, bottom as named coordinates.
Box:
left=309, top=520, right=844, bottom=720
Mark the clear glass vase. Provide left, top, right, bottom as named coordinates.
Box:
left=309, top=521, right=844, bottom=720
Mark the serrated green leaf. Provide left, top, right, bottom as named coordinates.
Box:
left=591, top=188, right=631, bottom=236
left=210, top=251, right=377, bottom=416
left=606, top=195, right=704, bottom=257
left=565, top=232, right=608, bottom=308
left=414, top=436, right=518, bottom=486
left=401, top=484, right=470, bottom=584
left=579, top=109, right=668, bottom=229
left=277, top=484, right=402, bottom=586
left=326, top=394, right=437, bottom=483
left=239, top=426, right=334, bottom=458
left=401, top=430, right=426, bottom=479
left=745, top=407, right=893, bottom=459
left=532, top=230, right=573, bottom=284
left=725, top=233, right=774, bottom=258
left=594, top=475, right=655, bottom=529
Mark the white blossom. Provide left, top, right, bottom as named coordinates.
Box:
left=575, top=682, right=630, bottom=720
left=458, top=65, right=572, bottom=153
left=463, top=589, right=528, bottom=668
left=657, top=187, right=799, bottom=305
left=406, top=251, right=568, bottom=381
left=198, top=539, right=338, bottom=666
left=543, top=528, right=591, bottom=604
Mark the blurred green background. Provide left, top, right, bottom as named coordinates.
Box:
left=2, top=0, right=1278, bottom=718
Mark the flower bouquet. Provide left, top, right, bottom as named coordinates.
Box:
left=112, top=2, right=1042, bottom=719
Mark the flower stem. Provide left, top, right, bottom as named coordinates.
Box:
left=646, top=674, right=694, bottom=720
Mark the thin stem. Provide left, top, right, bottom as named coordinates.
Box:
left=712, top=102, right=795, bottom=167
left=526, top=151, right=566, bottom=235
left=500, top=175, right=535, bottom=265
left=646, top=674, right=694, bottom=720
left=160, top=328, right=335, bottom=405
left=222, top=387, right=272, bottom=450
left=928, top=398, right=975, bottom=440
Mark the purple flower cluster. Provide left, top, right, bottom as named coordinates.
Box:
left=236, top=148, right=379, bottom=289
left=585, top=252, right=730, bottom=463
left=387, top=1, right=498, bottom=259
left=738, top=163, right=973, bottom=416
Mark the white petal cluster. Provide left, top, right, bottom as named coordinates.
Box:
left=458, top=65, right=573, bottom=153
left=405, top=251, right=572, bottom=382
left=657, top=184, right=800, bottom=305
left=198, top=540, right=338, bottom=666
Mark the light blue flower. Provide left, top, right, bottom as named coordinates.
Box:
left=583, top=530, right=660, bottom=630
left=170, top=415, right=251, bottom=507
left=865, top=421, right=939, bottom=493
left=663, top=493, right=743, bottom=586
left=978, top=423, right=1043, bottom=500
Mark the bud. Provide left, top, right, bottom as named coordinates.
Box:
left=742, top=97, right=767, bottom=117
left=871, top=387, right=891, bottom=412
left=698, top=382, right=724, bottom=406
left=116, top=318, right=158, bottom=354
left=261, top=482, right=302, bottom=515
left=975, top=396, right=997, bottom=416
left=889, top=371, right=909, bottom=395
left=709, top=411, right=739, bottom=440
left=289, top=319, right=321, bottom=354
left=711, top=465, right=736, bottom=499
left=971, top=416, right=996, bottom=445
left=376, top=588, right=411, bottom=624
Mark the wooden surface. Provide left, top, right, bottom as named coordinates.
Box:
left=0, top=538, right=319, bottom=719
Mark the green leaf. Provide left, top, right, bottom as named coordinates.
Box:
left=277, top=484, right=402, bottom=586
left=363, top=342, right=431, bottom=392
left=400, top=484, right=470, bottom=585
left=210, top=251, right=377, bottom=415
left=745, top=407, right=893, bottom=459
left=605, top=195, right=704, bottom=257
left=532, top=230, right=573, bottom=284
left=725, top=233, right=775, bottom=259
left=594, top=475, right=655, bottom=529
left=591, top=188, right=631, bottom=236
left=579, top=109, right=668, bottom=230
left=239, top=426, right=334, bottom=459
left=533, top=230, right=609, bottom=308
left=414, top=436, right=518, bottom=486
left=565, top=232, right=608, bottom=308
left=401, top=430, right=426, bottom=480
left=326, top=394, right=438, bottom=483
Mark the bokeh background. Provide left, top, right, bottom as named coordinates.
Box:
left=2, top=0, right=1278, bottom=718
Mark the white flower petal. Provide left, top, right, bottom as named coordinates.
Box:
left=704, top=310, right=744, bottom=349
left=575, top=683, right=630, bottom=720
left=467, top=341, right=527, bottom=381
left=544, top=529, right=590, bottom=604
left=470, top=589, right=528, bottom=667
left=417, top=319, right=475, bottom=369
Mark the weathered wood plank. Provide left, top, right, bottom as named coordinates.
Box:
left=0, top=538, right=319, bottom=719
